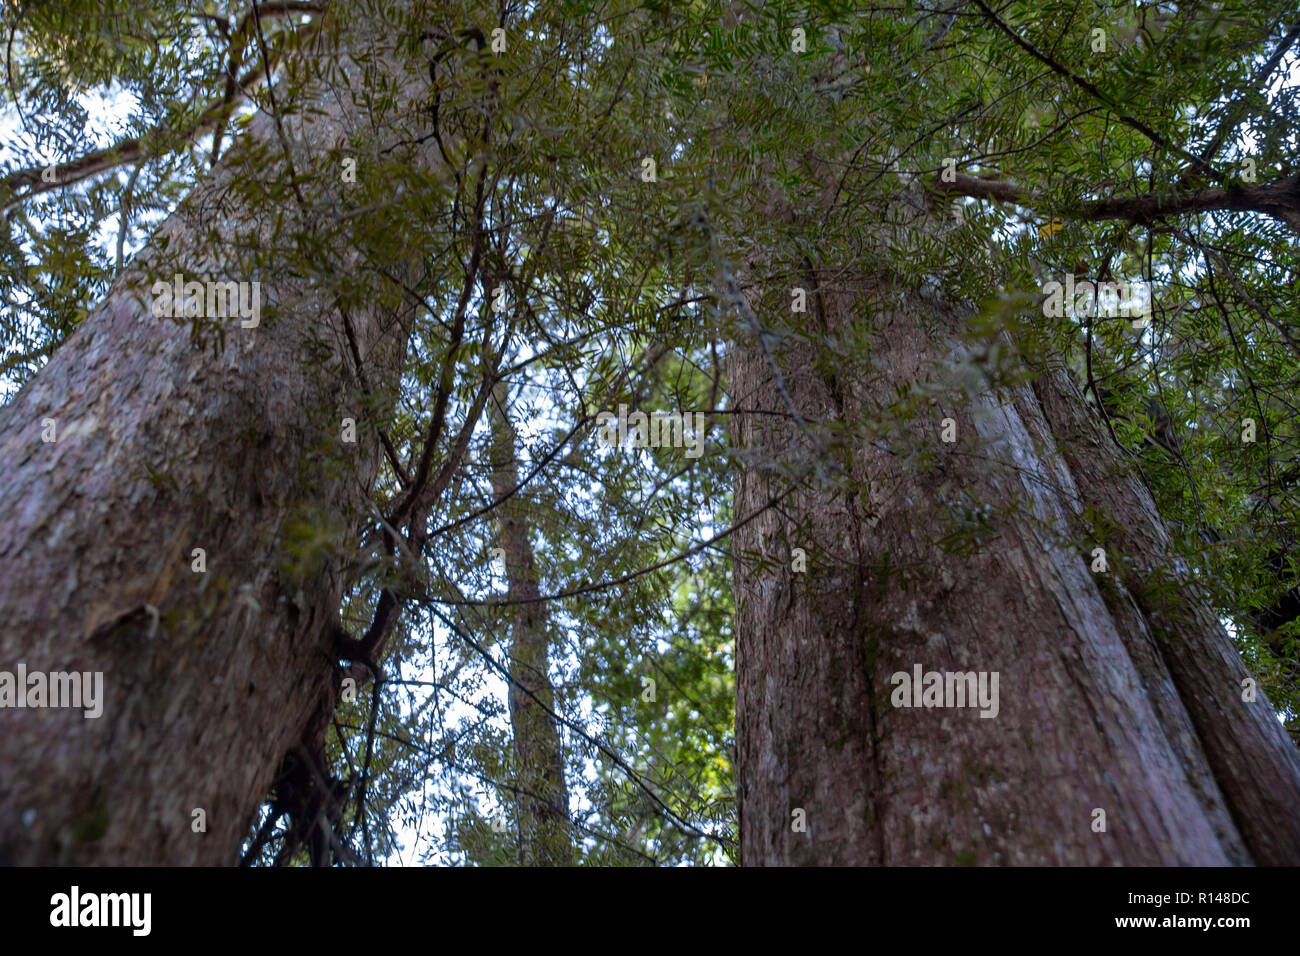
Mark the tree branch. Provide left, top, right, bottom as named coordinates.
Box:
left=0, top=3, right=323, bottom=212
left=929, top=170, right=1300, bottom=232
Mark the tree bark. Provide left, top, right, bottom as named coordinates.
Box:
left=0, top=14, right=422, bottom=864
left=729, top=268, right=1300, bottom=865
left=489, top=385, right=573, bottom=865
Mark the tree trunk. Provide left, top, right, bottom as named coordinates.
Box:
left=0, top=16, right=422, bottom=864
left=489, top=385, right=573, bottom=865
left=729, top=268, right=1300, bottom=865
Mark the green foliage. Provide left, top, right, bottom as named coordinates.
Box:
left=5, top=0, right=1300, bottom=863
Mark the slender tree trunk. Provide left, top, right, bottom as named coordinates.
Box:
left=489, top=386, right=573, bottom=865
left=729, top=267, right=1300, bottom=865
left=0, top=15, right=424, bottom=864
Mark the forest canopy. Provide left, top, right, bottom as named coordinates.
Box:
left=1, top=0, right=1298, bottom=867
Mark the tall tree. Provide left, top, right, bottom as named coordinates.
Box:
left=729, top=273, right=1300, bottom=864
left=488, top=383, right=574, bottom=865
left=0, top=1, right=450, bottom=864
left=706, top=2, right=1300, bottom=864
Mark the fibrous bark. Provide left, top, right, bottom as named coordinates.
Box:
left=0, top=12, right=426, bottom=864
left=729, top=268, right=1300, bottom=865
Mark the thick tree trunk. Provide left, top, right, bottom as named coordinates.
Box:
left=489, top=386, right=573, bottom=865
left=729, top=269, right=1300, bottom=865
left=0, top=16, right=423, bottom=864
